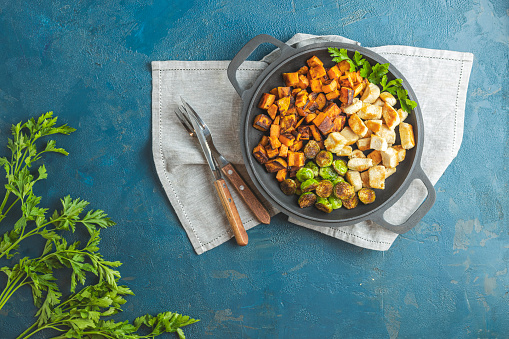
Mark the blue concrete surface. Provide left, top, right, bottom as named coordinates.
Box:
left=0, top=0, right=508, bottom=338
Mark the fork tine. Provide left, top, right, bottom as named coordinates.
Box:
left=180, top=97, right=206, bottom=129
left=174, top=106, right=195, bottom=136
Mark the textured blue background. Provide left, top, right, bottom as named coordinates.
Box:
left=0, top=0, right=508, bottom=338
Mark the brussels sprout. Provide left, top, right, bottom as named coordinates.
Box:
left=303, top=140, right=320, bottom=159
left=333, top=182, right=355, bottom=200
left=316, top=180, right=334, bottom=198
left=304, top=161, right=320, bottom=177
left=280, top=179, right=297, bottom=195
left=301, top=178, right=319, bottom=192
left=332, top=159, right=348, bottom=176
left=298, top=192, right=317, bottom=208
left=328, top=195, right=343, bottom=209
left=296, top=167, right=314, bottom=182
left=358, top=188, right=376, bottom=204
left=315, top=150, right=333, bottom=167
left=332, top=176, right=346, bottom=185
left=315, top=197, right=333, bottom=213
left=319, top=166, right=339, bottom=181
left=342, top=194, right=359, bottom=209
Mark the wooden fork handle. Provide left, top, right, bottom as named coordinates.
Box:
left=221, top=163, right=271, bottom=224
left=214, top=179, right=248, bottom=246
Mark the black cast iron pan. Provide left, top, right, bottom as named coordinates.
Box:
left=227, top=34, right=436, bottom=234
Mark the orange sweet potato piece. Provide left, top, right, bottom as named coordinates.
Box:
left=265, top=146, right=279, bottom=159
left=265, top=157, right=288, bottom=173
left=317, top=116, right=334, bottom=135
left=259, top=135, right=269, bottom=147
left=267, top=104, right=278, bottom=120
left=339, top=87, right=354, bottom=105
left=310, top=79, right=323, bottom=93
left=309, top=65, right=327, bottom=79
left=289, top=140, right=304, bottom=152
left=305, top=113, right=317, bottom=124
left=279, top=143, right=288, bottom=158
left=337, top=60, right=351, bottom=73
left=298, top=66, right=309, bottom=75
left=253, top=144, right=269, bottom=164
left=279, top=133, right=295, bottom=147
left=283, top=72, right=299, bottom=87
left=323, top=103, right=341, bottom=119
left=295, top=91, right=309, bottom=108
left=278, top=87, right=291, bottom=98
left=280, top=114, right=297, bottom=134
left=327, top=65, right=342, bottom=79
left=321, top=79, right=337, bottom=94
left=258, top=93, right=276, bottom=110
left=312, top=112, right=327, bottom=128
left=297, top=75, right=310, bottom=89
left=276, top=96, right=291, bottom=113
left=276, top=169, right=287, bottom=182
left=315, top=93, right=327, bottom=110
left=253, top=114, right=272, bottom=131
left=326, top=89, right=340, bottom=100
left=307, top=55, right=324, bottom=68
left=309, top=124, right=322, bottom=141
left=268, top=136, right=281, bottom=149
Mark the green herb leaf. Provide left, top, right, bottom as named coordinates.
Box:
left=328, top=47, right=356, bottom=72
left=397, top=88, right=417, bottom=113
left=367, top=63, right=390, bottom=84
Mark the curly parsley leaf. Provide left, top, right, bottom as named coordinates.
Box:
left=397, top=88, right=418, bottom=113
left=328, top=47, right=356, bottom=72
left=380, top=75, right=403, bottom=95
left=367, top=63, right=390, bottom=85
left=359, top=59, right=372, bottom=78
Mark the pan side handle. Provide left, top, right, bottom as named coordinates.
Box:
left=227, top=34, right=293, bottom=99
left=370, top=165, right=436, bottom=234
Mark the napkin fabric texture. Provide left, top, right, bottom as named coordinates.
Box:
left=152, top=34, right=473, bottom=255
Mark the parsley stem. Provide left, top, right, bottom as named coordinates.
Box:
left=18, top=323, right=65, bottom=339
left=0, top=273, right=28, bottom=310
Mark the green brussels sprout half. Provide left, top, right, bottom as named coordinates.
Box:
left=332, top=159, right=348, bottom=176
left=280, top=179, right=297, bottom=195
left=332, top=176, right=346, bottom=185
left=296, top=167, right=314, bottom=182
left=315, top=197, right=333, bottom=213
left=319, top=166, right=339, bottom=181
left=301, top=178, right=320, bottom=192
left=328, top=195, right=343, bottom=209
left=315, top=150, right=333, bottom=167
left=304, top=161, right=320, bottom=177
left=316, top=180, right=334, bottom=198
left=298, top=192, right=317, bottom=208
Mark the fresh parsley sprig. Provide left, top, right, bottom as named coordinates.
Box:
left=17, top=280, right=199, bottom=339
left=328, top=48, right=417, bottom=112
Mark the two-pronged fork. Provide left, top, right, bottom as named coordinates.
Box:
left=176, top=98, right=270, bottom=245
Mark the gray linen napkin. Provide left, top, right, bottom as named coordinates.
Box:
left=152, top=34, right=473, bottom=255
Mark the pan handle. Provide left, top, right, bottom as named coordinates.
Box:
left=227, top=34, right=293, bottom=99
left=370, top=165, right=436, bottom=234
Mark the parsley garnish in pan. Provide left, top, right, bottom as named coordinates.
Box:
left=328, top=47, right=417, bottom=113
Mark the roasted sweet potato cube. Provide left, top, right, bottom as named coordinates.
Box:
left=310, top=79, right=323, bottom=93
left=295, top=91, right=309, bottom=108
left=295, top=117, right=305, bottom=129
left=306, top=101, right=319, bottom=112
left=265, top=146, right=279, bottom=159
left=327, top=65, right=342, bottom=79
left=315, top=93, right=327, bottom=110
left=268, top=135, right=281, bottom=149
left=276, top=96, right=291, bottom=113
left=259, top=135, right=269, bottom=147
left=289, top=140, right=304, bottom=152
left=326, top=89, right=340, bottom=100
left=279, top=144, right=288, bottom=158
left=309, top=124, right=322, bottom=141
left=305, top=113, right=317, bottom=124
left=353, top=82, right=365, bottom=97
left=297, top=75, right=310, bottom=89
left=331, top=115, right=346, bottom=133
left=265, top=157, right=287, bottom=173
left=269, top=88, right=278, bottom=96
left=287, top=151, right=305, bottom=167
left=279, top=133, right=295, bottom=147
left=270, top=124, right=280, bottom=139
left=307, top=55, right=324, bottom=68
left=276, top=169, right=287, bottom=182
left=337, top=60, right=351, bottom=73
left=339, top=87, right=354, bottom=105
left=338, top=74, right=354, bottom=88
left=317, top=116, right=334, bottom=135
left=298, top=66, right=309, bottom=75
left=322, top=79, right=338, bottom=94
left=278, top=87, right=291, bottom=98
left=253, top=114, right=272, bottom=131
left=273, top=115, right=280, bottom=125
left=297, top=126, right=310, bottom=140
left=258, top=93, right=276, bottom=110
left=253, top=144, right=269, bottom=164
left=312, top=112, right=327, bottom=128
left=323, top=103, right=341, bottom=119
left=309, top=65, right=327, bottom=79
left=283, top=72, right=300, bottom=87
left=267, top=105, right=278, bottom=121
left=280, top=114, right=297, bottom=133
left=296, top=107, right=307, bottom=117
